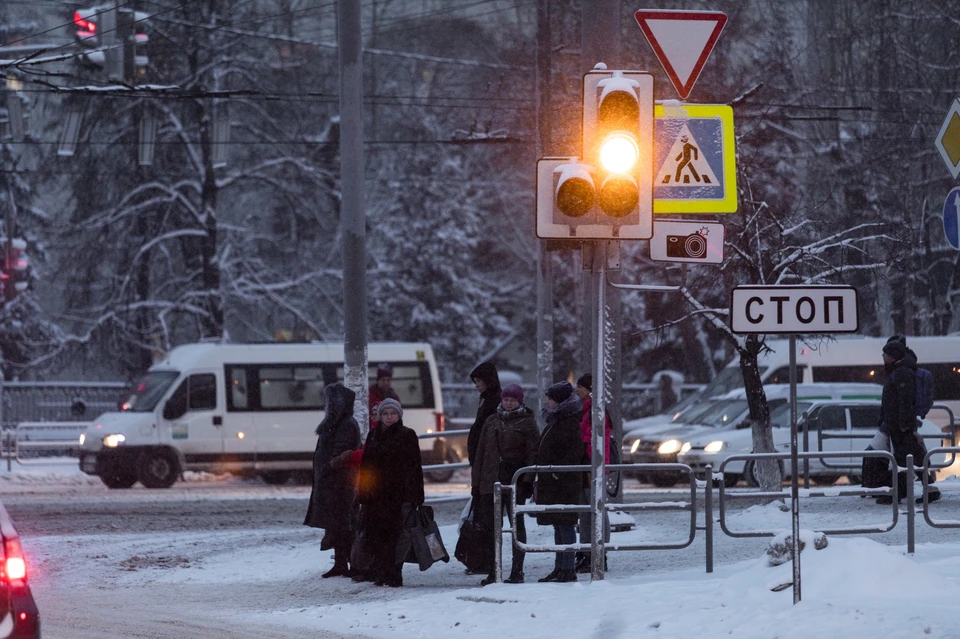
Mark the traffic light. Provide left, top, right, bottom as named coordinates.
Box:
left=2, top=239, right=28, bottom=302
left=73, top=5, right=149, bottom=77
left=536, top=69, right=654, bottom=240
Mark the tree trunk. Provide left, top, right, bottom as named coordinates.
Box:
left=740, top=335, right=781, bottom=493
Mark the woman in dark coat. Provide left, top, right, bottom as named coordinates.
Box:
left=357, top=398, right=425, bottom=587
left=535, top=381, right=584, bottom=583
left=468, top=361, right=502, bottom=467
left=303, top=383, right=362, bottom=578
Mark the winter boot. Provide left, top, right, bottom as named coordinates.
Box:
left=322, top=562, right=350, bottom=578
left=554, top=569, right=578, bottom=583
left=504, top=555, right=525, bottom=584
left=538, top=568, right=561, bottom=583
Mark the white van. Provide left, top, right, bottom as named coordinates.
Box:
left=77, top=342, right=450, bottom=489
left=624, top=335, right=960, bottom=435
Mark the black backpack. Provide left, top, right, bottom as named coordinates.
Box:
left=915, top=367, right=934, bottom=418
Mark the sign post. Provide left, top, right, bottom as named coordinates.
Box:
left=730, top=284, right=860, bottom=605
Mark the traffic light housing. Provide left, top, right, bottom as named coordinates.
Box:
left=536, top=69, right=653, bottom=240
left=73, top=5, right=149, bottom=77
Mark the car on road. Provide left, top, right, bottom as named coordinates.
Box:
left=622, top=383, right=885, bottom=487
left=0, top=501, right=40, bottom=638
left=678, top=399, right=951, bottom=487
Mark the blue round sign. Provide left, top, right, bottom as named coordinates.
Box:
left=944, top=187, right=960, bottom=251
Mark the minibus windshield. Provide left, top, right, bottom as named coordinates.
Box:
left=119, top=371, right=180, bottom=412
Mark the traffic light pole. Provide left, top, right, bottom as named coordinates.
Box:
left=590, top=241, right=607, bottom=582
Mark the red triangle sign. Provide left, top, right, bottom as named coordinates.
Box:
left=634, top=10, right=727, bottom=100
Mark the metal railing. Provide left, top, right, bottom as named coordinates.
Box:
left=5, top=422, right=88, bottom=468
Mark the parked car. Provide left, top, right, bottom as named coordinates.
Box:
left=0, top=501, right=40, bottom=638
left=622, top=383, right=885, bottom=487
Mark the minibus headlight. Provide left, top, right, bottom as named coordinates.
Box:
left=103, top=434, right=126, bottom=448
left=658, top=439, right=681, bottom=455
left=704, top=440, right=725, bottom=453
left=78, top=433, right=85, bottom=446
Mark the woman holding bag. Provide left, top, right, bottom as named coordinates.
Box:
left=357, top=398, right=425, bottom=587
left=472, top=384, right=539, bottom=585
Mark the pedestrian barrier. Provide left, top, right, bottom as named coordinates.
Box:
left=492, top=463, right=703, bottom=582
left=7, top=422, right=88, bottom=468
left=922, top=445, right=960, bottom=530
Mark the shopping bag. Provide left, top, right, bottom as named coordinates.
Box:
left=407, top=505, right=450, bottom=571
left=454, top=502, right=489, bottom=573
left=350, top=507, right=375, bottom=576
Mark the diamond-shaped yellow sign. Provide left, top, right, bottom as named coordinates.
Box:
left=936, top=99, right=960, bottom=179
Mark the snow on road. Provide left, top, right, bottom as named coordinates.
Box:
left=7, top=460, right=960, bottom=638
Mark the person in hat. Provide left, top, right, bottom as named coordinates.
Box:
left=303, top=383, right=362, bottom=578
left=356, top=397, right=425, bottom=587
left=472, top=383, right=539, bottom=585
left=369, top=363, right=400, bottom=431
left=875, top=335, right=941, bottom=504
left=534, top=381, right=584, bottom=583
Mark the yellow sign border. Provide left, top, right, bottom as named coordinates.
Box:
left=653, top=104, right=737, bottom=214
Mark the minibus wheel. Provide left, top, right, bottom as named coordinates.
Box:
left=811, top=474, right=841, bottom=486
left=261, top=471, right=291, bottom=485
left=138, top=449, right=179, bottom=488
left=649, top=470, right=680, bottom=488
left=100, top=466, right=137, bottom=489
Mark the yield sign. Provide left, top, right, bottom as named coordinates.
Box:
left=634, top=10, right=727, bottom=100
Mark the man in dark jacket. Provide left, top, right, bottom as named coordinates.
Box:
left=535, top=381, right=583, bottom=583
left=468, top=362, right=501, bottom=468
left=303, top=383, right=362, bottom=578
left=878, top=336, right=941, bottom=504
left=357, top=398, right=425, bottom=587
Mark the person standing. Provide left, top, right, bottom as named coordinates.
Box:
left=357, top=398, right=425, bottom=587
left=535, top=381, right=583, bottom=583
left=369, top=363, right=400, bottom=430
left=574, top=374, right=611, bottom=573
left=303, top=383, right=362, bottom=578
left=468, top=362, right=502, bottom=468
left=658, top=374, right=679, bottom=414
left=877, top=336, right=941, bottom=504
left=472, top=384, right=539, bottom=585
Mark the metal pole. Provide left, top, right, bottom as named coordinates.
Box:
left=789, top=334, right=801, bottom=603
left=535, top=0, right=553, bottom=415
left=705, top=464, right=713, bottom=573
left=493, top=481, right=503, bottom=582
left=591, top=243, right=606, bottom=581
left=337, top=0, right=369, bottom=433
left=906, top=455, right=915, bottom=554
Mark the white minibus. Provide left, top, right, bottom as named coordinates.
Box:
left=78, top=342, right=450, bottom=488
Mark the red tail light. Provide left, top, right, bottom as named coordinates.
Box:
left=435, top=412, right=445, bottom=432
left=2, top=538, right=26, bottom=582
left=74, top=11, right=97, bottom=34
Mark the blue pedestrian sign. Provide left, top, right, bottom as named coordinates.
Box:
left=944, top=187, right=960, bottom=251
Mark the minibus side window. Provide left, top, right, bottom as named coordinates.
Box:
left=812, top=365, right=881, bottom=384
left=227, top=366, right=248, bottom=410
left=337, top=362, right=434, bottom=409
left=257, top=366, right=324, bottom=410
left=766, top=365, right=806, bottom=384
left=189, top=374, right=217, bottom=411
left=163, top=381, right=188, bottom=420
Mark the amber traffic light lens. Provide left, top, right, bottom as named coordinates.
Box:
left=598, top=90, right=640, bottom=132
left=556, top=177, right=595, bottom=217
left=598, top=175, right=638, bottom=218
left=600, top=133, right=639, bottom=174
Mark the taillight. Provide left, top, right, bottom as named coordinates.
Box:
left=2, top=538, right=26, bottom=582
left=435, top=413, right=445, bottom=432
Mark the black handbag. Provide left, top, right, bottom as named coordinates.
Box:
left=454, top=501, right=489, bottom=573
left=407, top=505, right=450, bottom=571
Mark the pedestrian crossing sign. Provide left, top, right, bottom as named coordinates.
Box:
left=654, top=104, right=737, bottom=214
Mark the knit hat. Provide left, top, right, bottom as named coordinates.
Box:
left=501, top=384, right=524, bottom=403
left=882, top=335, right=907, bottom=360
left=376, top=363, right=393, bottom=380
left=377, top=397, right=403, bottom=417
left=576, top=374, right=592, bottom=391
left=546, top=381, right=573, bottom=404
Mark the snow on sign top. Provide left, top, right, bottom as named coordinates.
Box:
left=634, top=10, right=727, bottom=100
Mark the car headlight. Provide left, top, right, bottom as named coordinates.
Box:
left=704, top=440, right=725, bottom=453
left=79, top=433, right=85, bottom=446
left=658, top=439, right=681, bottom=455
left=680, top=442, right=691, bottom=454
left=630, top=439, right=641, bottom=454
left=103, top=434, right=126, bottom=448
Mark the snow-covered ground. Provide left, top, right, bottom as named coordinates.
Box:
left=7, top=460, right=960, bottom=639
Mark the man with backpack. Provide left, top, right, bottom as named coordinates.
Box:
left=874, top=335, right=941, bottom=504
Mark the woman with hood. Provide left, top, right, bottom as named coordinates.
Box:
left=472, top=384, right=539, bottom=585
left=534, top=381, right=584, bottom=583
left=303, top=383, right=362, bottom=578
left=357, top=398, right=425, bottom=587
left=468, top=361, right=502, bottom=467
